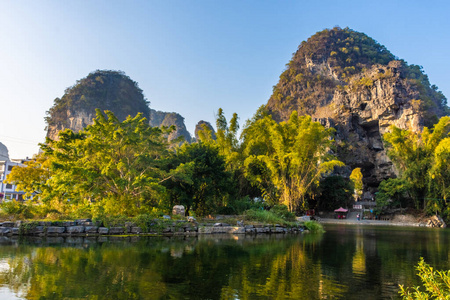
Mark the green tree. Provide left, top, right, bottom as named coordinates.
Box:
left=375, top=178, right=411, bottom=211
left=215, top=108, right=240, bottom=164
left=349, top=168, right=363, bottom=201
left=214, top=108, right=241, bottom=172
left=6, top=110, right=175, bottom=217
left=317, top=176, right=353, bottom=211
left=399, top=258, right=450, bottom=299
left=383, top=116, right=450, bottom=211
left=212, top=108, right=259, bottom=199
left=243, top=111, right=343, bottom=212
left=3, top=153, right=51, bottom=199
left=163, top=141, right=233, bottom=216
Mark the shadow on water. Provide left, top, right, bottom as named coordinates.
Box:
left=0, top=226, right=448, bottom=299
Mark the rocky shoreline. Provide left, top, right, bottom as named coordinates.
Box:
left=0, top=219, right=308, bottom=237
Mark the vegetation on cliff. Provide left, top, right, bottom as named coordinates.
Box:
left=267, top=26, right=447, bottom=121
left=45, top=70, right=150, bottom=133
left=45, top=70, right=193, bottom=145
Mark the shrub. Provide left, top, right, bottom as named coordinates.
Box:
left=243, top=208, right=296, bottom=226
left=0, top=201, right=34, bottom=219
left=102, top=215, right=130, bottom=228
left=303, top=220, right=324, bottom=233
left=399, top=257, right=450, bottom=299
left=270, top=205, right=296, bottom=222
left=32, top=204, right=62, bottom=220
left=132, top=214, right=155, bottom=232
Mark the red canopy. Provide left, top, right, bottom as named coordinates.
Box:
left=334, top=207, right=348, bottom=213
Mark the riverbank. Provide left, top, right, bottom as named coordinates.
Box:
left=318, top=218, right=423, bottom=227
left=318, top=214, right=446, bottom=228
left=314, top=208, right=448, bottom=228
left=0, top=219, right=310, bottom=237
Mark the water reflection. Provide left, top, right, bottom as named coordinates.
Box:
left=0, top=226, right=447, bottom=299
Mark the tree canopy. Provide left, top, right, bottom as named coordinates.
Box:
left=8, top=110, right=172, bottom=217
left=242, top=111, right=343, bottom=212
left=379, top=116, right=450, bottom=217
left=6, top=108, right=348, bottom=218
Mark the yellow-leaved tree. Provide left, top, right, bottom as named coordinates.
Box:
left=350, top=168, right=363, bottom=201
left=243, top=111, right=343, bottom=212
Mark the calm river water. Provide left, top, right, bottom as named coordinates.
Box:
left=0, top=225, right=448, bottom=299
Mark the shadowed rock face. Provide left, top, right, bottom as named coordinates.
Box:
left=322, top=62, right=423, bottom=186
left=194, top=120, right=216, bottom=141
left=149, top=109, right=191, bottom=143
left=46, top=70, right=150, bottom=140
left=266, top=28, right=448, bottom=190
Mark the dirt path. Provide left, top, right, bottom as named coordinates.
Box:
left=318, top=217, right=424, bottom=227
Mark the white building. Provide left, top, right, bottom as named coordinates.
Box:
left=0, top=158, right=30, bottom=202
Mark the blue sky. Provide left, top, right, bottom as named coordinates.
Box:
left=1, top=0, right=449, bottom=159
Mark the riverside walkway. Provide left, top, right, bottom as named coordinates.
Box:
left=318, top=217, right=424, bottom=227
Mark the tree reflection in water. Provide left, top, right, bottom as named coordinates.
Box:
left=0, top=226, right=448, bottom=299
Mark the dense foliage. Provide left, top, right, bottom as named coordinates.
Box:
left=5, top=106, right=348, bottom=218
left=378, top=117, right=450, bottom=219
left=162, top=141, right=232, bottom=216
left=316, top=176, right=353, bottom=211
left=399, top=258, right=450, bottom=299
left=9, top=110, right=173, bottom=217
left=242, top=110, right=343, bottom=212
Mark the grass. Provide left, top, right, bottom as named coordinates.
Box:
left=303, top=220, right=324, bottom=233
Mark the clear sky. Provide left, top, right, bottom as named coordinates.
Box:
left=1, top=0, right=449, bottom=159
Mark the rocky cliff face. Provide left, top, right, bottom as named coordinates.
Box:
left=46, top=70, right=150, bottom=140
left=320, top=61, right=423, bottom=186
left=194, top=120, right=216, bottom=141
left=149, top=109, right=191, bottom=143
left=45, top=70, right=193, bottom=144
left=46, top=110, right=96, bottom=141
left=266, top=27, right=448, bottom=191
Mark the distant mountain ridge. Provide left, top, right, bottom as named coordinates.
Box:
left=149, top=108, right=191, bottom=143
left=266, top=27, right=448, bottom=190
